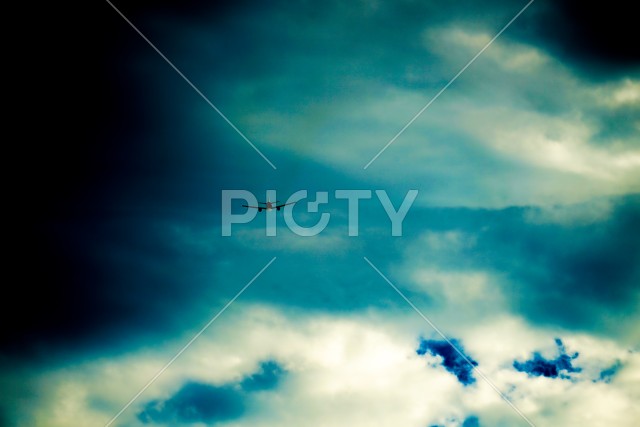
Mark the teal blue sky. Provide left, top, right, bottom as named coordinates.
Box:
left=3, top=1, right=639, bottom=426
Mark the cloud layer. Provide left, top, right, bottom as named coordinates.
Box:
left=4, top=305, right=639, bottom=427
left=4, top=1, right=639, bottom=427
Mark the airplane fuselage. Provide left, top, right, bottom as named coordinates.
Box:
left=258, top=201, right=279, bottom=212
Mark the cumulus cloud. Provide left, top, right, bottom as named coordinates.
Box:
left=5, top=304, right=640, bottom=427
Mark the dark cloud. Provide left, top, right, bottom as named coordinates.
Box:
left=4, top=1, right=637, bottom=425
left=4, top=0, right=237, bottom=359
left=3, top=214, right=229, bottom=359
left=240, top=360, right=286, bottom=392
left=514, top=0, right=640, bottom=78
left=595, top=360, right=622, bottom=384
left=138, top=382, right=244, bottom=424
left=396, top=196, right=640, bottom=337
left=513, top=338, right=581, bottom=379
left=482, top=196, right=640, bottom=334
left=138, top=359, right=284, bottom=424
left=417, top=338, right=478, bottom=386
left=6, top=0, right=638, bottom=368
left=592, top=104, right=640, bottom=145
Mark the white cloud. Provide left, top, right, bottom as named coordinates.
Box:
left=11, top=304, right=639, bottom=427
left=392, top=230, right=509, bottom=324
left=411, top=268, right=503, bottom=308
left=597, top=78, right=640, bottom=107
left=425, top=26, right=549, bottom=73
left=463, top=105, right=640, bottom=183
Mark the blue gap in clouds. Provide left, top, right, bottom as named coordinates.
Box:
left=595, top=360, right=622, bottom=383
left=513, top=338, right=581, bottom=379
left=429, top=415, right=480, bottom=427
left=417, top=338, right=478, bottom=386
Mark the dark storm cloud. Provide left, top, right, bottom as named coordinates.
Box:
left=8, top=0, right=638, bottom=364
left=138, top=382, right=244, bottom=424
left=152, top=0, right=640, bottom=87
left=4, top=213, right=230, bottom=359
left=513, top=338, right=581, bottom=379
left=513, top=0, right=640, bottom=78
left=5, top=131, right=421, bottom=359
left=417, top=338, right=478, bottom=386
left=120, top=0, right=549, bottom=108
left=6, top=0, right=637, bottom=425
left=4, top=0, right=258, bottom=359
left=8, top=192, right=637, bottom=361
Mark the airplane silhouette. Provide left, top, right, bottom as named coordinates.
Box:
left=242, top=198, right=295, bottom=212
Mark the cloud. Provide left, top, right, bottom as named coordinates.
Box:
left=61, top=0, right=638, bottom=217
left=484, top=197, right=640, bottom=335
left=597, top=79, right=640, bottom=108
left=513, top=0, right=640, bottom=77
left=137, top=359, right=285, bottom=424
left=523, top=198, right=614, bottom=226
left=409, top=268, right=503, bottom=313
left=4, top=304, right=640, bottom=427
left=420, top=28, right=640, bottom=205
left=417, top=338, right=478, bottom=386
left=138, top=382, right=244, bottom=424
left=9, top=2, right=640, bottom=427
left=240, top=360, right=286, bottom=392
left=396, top=196, right=640, bottom=340
left=513, top=338, right=581, bottom=379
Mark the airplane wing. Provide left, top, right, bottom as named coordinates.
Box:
left=275, top=202, right=296, bottom=209
left=242, top=205, right=262, bottom=209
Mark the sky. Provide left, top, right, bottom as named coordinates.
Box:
left=3, top=0, right=639, bottom=426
